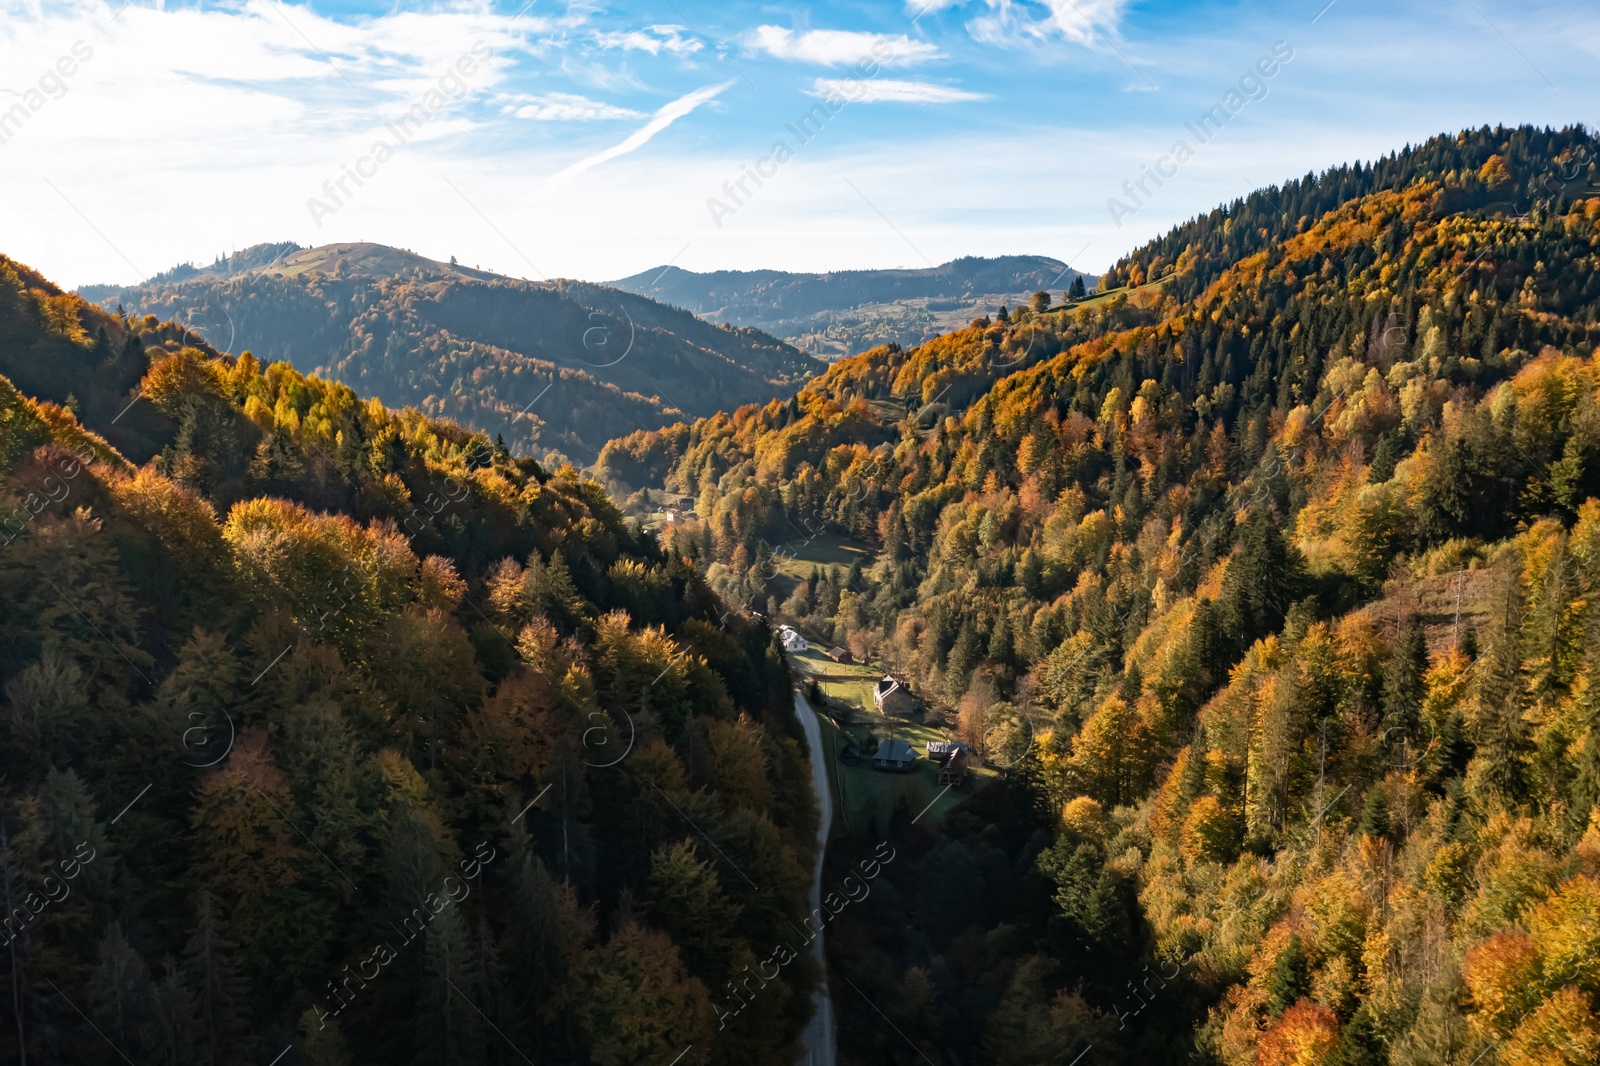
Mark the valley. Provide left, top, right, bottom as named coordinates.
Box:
left=2, top=120, right=1598, bottom=1066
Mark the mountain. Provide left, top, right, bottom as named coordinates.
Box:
left=0, top=252, right=820, bottom=1064
left=610, top=254, right=1095, bottom=359
left=78, top=242, right=823, bottom=466
left=599, top=125, right=1600, bottom=1064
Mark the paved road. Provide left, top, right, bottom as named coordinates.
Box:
left=792, top=688, right=836, bottom=1066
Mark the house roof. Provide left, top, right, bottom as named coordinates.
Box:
left=873, top=739, right=914, bottom=761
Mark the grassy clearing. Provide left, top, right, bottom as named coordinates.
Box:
left=792, top=647, right=989, bottom=832
left=771, top=533, right=875, bottom=584
left=788, top=646, right=880, bottom=680
left=808, top=705, right=976, bottom=834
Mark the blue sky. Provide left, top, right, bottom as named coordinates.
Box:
left=0, top=0, right=1595, bottom=287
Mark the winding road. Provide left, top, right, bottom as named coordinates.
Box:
left=792, top=688, right=836, bottom=1066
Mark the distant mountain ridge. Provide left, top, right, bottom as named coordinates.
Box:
left=77, top=242, right=821, bottom=466
left=610, top=254, right=1095, bottom=358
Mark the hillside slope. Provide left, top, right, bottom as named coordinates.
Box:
left=601, top=125, right=1600, bottom=1065
left=611, top=255, right=1094, bottom=358
left=80, top=243, right=822, bottom=466
left=0, top=255, right=820, bottom=1065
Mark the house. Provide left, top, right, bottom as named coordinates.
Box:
left=839, top=741, right=862, bottom=764
left=778, top=625, right=808, bottom=652
left=926, top=740, right=969, bottom=764
left=872, top=675, right=916, bottom=717
left=938, top=748, right=970, bottom=786
left=871, top=738, right=916, bottom=772
left=823, top=646, right=854, bottom=665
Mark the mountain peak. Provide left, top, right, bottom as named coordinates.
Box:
left=248, top=242, right=509, bottom=282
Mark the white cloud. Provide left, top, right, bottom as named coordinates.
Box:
left=511, top=92, right=642, bottom=120
left=912, top=0, right=1132, bottom=48
left=540, top=80, right=735, bottom=194
left=809, top=77, right=985, bottom=103
left=743, top=26, right=943, bottom=66
left=594, top=24, right=703, bottom=56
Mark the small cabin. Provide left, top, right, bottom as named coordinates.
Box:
left=938, top=748, right=970, bottom=786
left=873, top=675, right=916, bottom=717
left=871, top=738, right=916, bottom=772
left=926, top=740, right=969, bottom=764
left=824, top=646, right=854, bottom=664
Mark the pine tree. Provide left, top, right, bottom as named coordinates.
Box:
left=418, top=903, right=474, bottom=1066
left=0, top=824, right=37, bottom=1066
left=144, top=958, right=200, bottom=1066
left=642, top=839, right=741, bottom=984
left=89, top=923, right=151, bottom=1053
left=182, top=893, right=249, bottom=1066
left=945, top=620, right=981, bottom=701
left=1383, top=623, right=1429, bottom=761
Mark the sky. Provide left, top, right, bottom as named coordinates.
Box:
left=0, top=0, right=1596, bottom=288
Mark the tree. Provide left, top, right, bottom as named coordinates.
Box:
left=1219, top=510, right=1300, bottom=651
left=576, top=923, right=712, bottom=1066
left=1256, top=998, right=1339, bottom=1066
left=190, top=731, right=327, bottom=989
left=1180, top=795, right=1239, bottom=864
left=182, top=892, right=249, bottom=1066
left=418, top=903, right=476, bottom=1066
left=1500, top=987, right=1600, bottom=1065
left=643, top=840, right=742, bottom=983
left=89, top=924, right=151, bottom=1054
left=1030, top=291, right=1052, bottom=312
left=144, top=958, right=200, bottom=1066
left=1383, top=624, right=1428, bottom=726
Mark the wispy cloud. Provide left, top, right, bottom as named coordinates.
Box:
left=540, top=80, right=735, bottom=195
left=743, top=26, right=944, bottom=65
left=915, top=0, right=1132, bottom=48
left=594, top=24, right=703, bottom=56
left=809, top=77, right=985, bottom=103
left=510, top=92, right=642, bottom=120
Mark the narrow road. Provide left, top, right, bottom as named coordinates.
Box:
left=792, top=688, right=836, bottom=1066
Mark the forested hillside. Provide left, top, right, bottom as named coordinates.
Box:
left=611, top=256, right=1092, bottom=358
left=0, top=255, right=820, bottom=1064
left=599, top=125, right=1600, bottom=1065
left=82, top=243, right=820, bottom=467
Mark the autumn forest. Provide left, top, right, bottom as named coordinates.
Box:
left=1, top=122, right=1599, bottom=1066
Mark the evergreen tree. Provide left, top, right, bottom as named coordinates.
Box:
left=182, top=893, right=249, bottom=1066
left=89, top=923, right=152, bottom=1053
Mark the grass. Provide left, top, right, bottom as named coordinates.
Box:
left=770, top=533, right=875, bottom=583
left=808, top=703, right=981, bottom=834
left=1067, top=274, right=1170, bottom=313
left=791, top=647, right=990, bottom=833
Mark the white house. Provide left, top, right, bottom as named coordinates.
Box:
left=778, top=626, right=808, bottom=652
